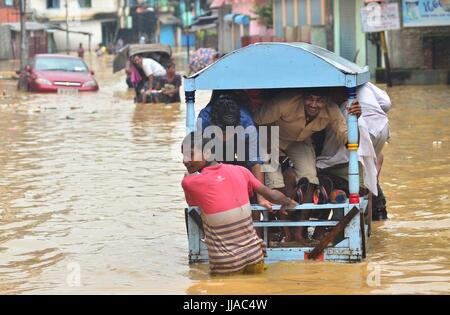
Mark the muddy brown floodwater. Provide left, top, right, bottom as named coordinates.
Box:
left=0, top=53, right=449, bottom=295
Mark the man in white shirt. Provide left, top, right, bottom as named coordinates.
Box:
left=358, top=82, right=391, bottom=162
left=358, top=82, right=390, bottom=221
left=132, top=55, right=167, bottom=102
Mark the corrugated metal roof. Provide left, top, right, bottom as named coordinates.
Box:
left=159, top=14, right=181, bottom=25
left=6, top=21, right=50, bottom=32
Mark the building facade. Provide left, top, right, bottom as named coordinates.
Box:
left=332, top=0, right=376, bottom=71
left=386, top=0, right=450, bottom=84
left=115, top=0, right=200, bottom=47
left=32, top=0, right=119, bottom=51
left=273, top=0, right=329, bottom=46
left=272, top=0, right=372, bottom=68
left=274, top=0, right=450, bottom=82
left=0, top=0, right=20, bottom=23
left=212, top=0, right=272, bottom=53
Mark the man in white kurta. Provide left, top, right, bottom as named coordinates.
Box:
left=316, top=83, right=391, bottom=220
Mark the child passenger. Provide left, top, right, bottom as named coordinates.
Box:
left=154, top=62, right=181, bottom=104
left=181, top=132, right=298, bottom=275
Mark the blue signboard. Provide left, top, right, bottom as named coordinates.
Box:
left=403, top=0, right=450, bottom=27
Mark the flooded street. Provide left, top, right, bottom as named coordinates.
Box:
left=0, top=54, right=449, bottom=295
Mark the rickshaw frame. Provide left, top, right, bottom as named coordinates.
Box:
left=113, top=43, right=172, bottom=74
left=182, top=42, right=371, bottom=263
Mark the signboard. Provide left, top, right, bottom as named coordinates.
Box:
left=403, top=0, right=450, bottom=27
left=361, top=2, right=401, bottom=32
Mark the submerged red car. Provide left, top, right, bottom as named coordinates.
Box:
left=18, top=54, right=99, bottom=93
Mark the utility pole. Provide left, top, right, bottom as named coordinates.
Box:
left=65, top=0, right=70, bottom=54
left=380, top=31, right=392, bottom=87
left=113, top=0, right=123, bottom=43
left=185, top=0, right=191, bottom=62
left=19, top=0, right=28, bottom=71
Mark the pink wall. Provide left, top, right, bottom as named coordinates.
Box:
left=226, top=0, right=272, bottom=36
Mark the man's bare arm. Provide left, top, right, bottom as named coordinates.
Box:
left=255, top=185, right=298, bottom=214
left=251, top=164, right=273, bottom=210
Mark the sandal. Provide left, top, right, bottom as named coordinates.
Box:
left=294, top=177, right=310, bottom=204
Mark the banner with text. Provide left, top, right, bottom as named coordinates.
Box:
left=403, top=0, right=450, bottom=27
left=361, top=2, right=401, bottom=32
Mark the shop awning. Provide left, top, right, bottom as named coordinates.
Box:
left=190, top=22, right=217, bottom=32
left=224, top=14, right=250, bottom=25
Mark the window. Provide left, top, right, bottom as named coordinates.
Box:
left=4, top=0, right=14, bottom=7
left=78, top=0, right=92, bottom=8
left=47, top=0, right=60, bottom=9
left=35, top=57, right=89, bottom=73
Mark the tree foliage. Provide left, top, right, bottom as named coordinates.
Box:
left=252, top=0, right=273, bottom=28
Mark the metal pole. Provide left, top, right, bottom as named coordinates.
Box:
left=380, top=31, right=392, bottom=87
left=19, top=0, right=28, bottom=70
left=65, top=0, right=70, bottom=54
left=185, top=90, right=196, bottom=134
left=346, top=87, right=360, bottom=205
left=185, top=0, right=190, bottom=63
left=112, top=0, right=122, bottom=43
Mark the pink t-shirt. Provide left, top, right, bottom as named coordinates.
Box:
left=181, top=163, right=262, bottom=214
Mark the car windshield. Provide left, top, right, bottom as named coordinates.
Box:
left=35, top=57, right=89, bottom=72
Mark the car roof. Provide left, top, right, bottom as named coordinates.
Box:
left=35, top=54, right=82, bottom=60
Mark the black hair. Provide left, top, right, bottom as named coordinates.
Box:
left=210, top=95, right=241, bottom=130
left=209, top=90, right=250, bottom=106
left=303, top=87, right=331, bottom=98
left=131, top=54, right=142, bottom=65
left=209, top=93, right=243, bottom=130
left=326, top=87, right=348, bottom=104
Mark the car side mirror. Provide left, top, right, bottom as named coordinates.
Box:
left=90, top=70, right=95, bottom=75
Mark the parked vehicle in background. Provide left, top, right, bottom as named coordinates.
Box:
left=18, top=54, right=99, bottom=93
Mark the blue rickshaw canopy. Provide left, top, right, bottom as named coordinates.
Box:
left=184, top=42, right=370, bottom=91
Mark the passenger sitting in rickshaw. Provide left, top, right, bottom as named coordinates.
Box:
left=152, top=62, right=182, bottom=104
left=316, top=83, right=391, bottom=221
left=252, top=88, right=361, bottom=244
left=130, top=54, right=167, bottom=103
left=197, top=90, right=272, bottom=211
